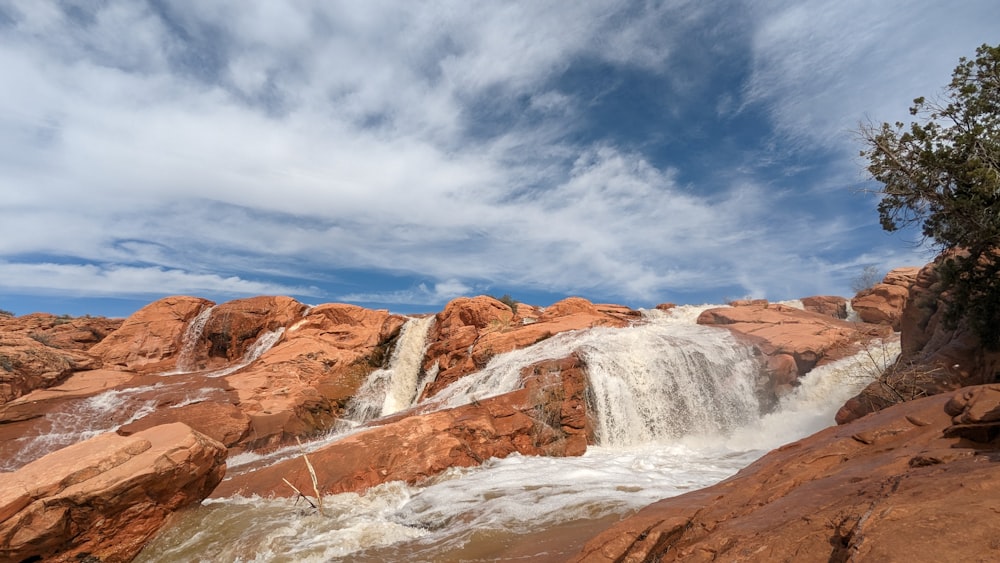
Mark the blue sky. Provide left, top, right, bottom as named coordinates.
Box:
left=1, top=1, right=998, bottom=318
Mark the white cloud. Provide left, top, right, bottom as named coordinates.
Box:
left=744, top=0, right=1000, bottom=152
left=0, top=262, right=317, bottom=297
left=337, top=279, right=474, bottom=307
left=0, top=0, right=991, bottom=310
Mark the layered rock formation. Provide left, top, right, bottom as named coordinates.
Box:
left=697, top=302, right=890, bottom=396
left=838, top=260, right=1000, bottom=423
left=571, top=385, right=1000, bottom=562
left=0, top=422, right=226, bottom=563
left=850, top=266, right=920, bottom=329
left=213, top=355, right=590, bottom=498
left=419, top=296, right=634, bottom=400
left=0, top=313, right=121, bottom=404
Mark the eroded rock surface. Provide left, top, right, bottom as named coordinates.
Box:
left=697, top=302, right=889, bottom=396
left=572, top=385, right=1000, bottom=562
left=89, top=296, right=213, bottom=373
left=0, top=422, right=226, bottom=563
left=420, top=296, right=632, bottom=399
left=213, top=355, right=590, bottom=498
left=838, top=260, right=1000, bottom=423
left=0, top=313, right=121, bottom=404
left=850, top=266, right=920, bottom=330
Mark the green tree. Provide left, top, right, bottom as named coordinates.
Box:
left=860, top=43, right=1000, bottom=347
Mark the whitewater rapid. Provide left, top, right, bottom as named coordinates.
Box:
left=136, top=306, right=900, bottom=562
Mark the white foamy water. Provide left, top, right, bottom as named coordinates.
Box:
left=427, top=313, right=761, bottom=447
left=1, top=384, right=163, bottom=471
left=136, top=305, right=900, bottom=562
left=341, top=316, right=436, bottom=425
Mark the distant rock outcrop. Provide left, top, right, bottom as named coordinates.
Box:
left=799, top=295, right=848, bottom=319
left=419, top=296, right=633, bottom=399
left=0, top=313, right=121, bottom=404
left=571, top=385, right=1000, bottom=562
left=850, top=267, right=920, bottom=330
left=697, top=301, right=890, bottom=396
left=0, top=422, right=226, bottom=563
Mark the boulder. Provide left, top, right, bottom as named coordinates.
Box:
left=697, top=303, right=889, bottom=396
left=89, top=296, right=214, bottom=373
left=0, top=422, right=227, bottom=563
left=850, top=267, right=920, bottom=330
left=800, top=295, right=848, bottom=319
left=571, top=385, right=1000, bottom=562
left=420, top=296, right=631, bottom=399
left=213, top=355, right=590, bottom=498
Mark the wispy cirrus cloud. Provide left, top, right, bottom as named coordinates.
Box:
left=0, top=1, right=993, bottom=315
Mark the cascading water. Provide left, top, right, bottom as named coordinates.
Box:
left=203, top=327, right=286, bottom=378
left=428, top=311, right=762, bottom=446
left=340, top=316, right=435, bottom=425
left=1, top=384, right=163, bottom=471
left=132, top=305, right=900, bottom=563
left=171, top=305, right=215, bottom=374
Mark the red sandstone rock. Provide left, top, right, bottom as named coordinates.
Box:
left=420, top=296, right=631, bottom=399
left=850, top=267, right=919, bottom=330
left=219, top=302, right=406, bottom=449
left=837, top=260, right=1000, bottom=424
left=193, top=295, right=307, bottom=370
left=800, top=295, right=848, bottom=319
left=697, top=303, right=889, bottom=387
left=213, top=356, right=590, bottom=498
left=118, top=401, right=251, bottom=447
left=571, top=385, right=1000, bottom=562
left=0, top=314, right=119, bottom=404
left=89, top=296, right=214, bottom=373
left=0, top=422, right=226, bottom=563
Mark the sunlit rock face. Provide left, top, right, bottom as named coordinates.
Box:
left=838, top=260, right=1000, bottom=424
left=212, top=355, right=590, bottom=499
left=0, top=422, right=226, bottom=563
left=697, top=301, right=890, bottom=397
left=88, top=295, right=213, bottom=373
left=0, top=312, right=121, bottom=404
left=850, top=266, right=920, bottom=330
left=800, top=295, right=848, bottom=319
left=419, top=295, right=634, bottom=400
left=571, top=385, right=1000, bottom=563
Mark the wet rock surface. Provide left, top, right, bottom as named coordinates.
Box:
left=571, top=385, right=1000, bottom=562
left=212, top=355, right=590, bottom=498
left=0, top=422, right=226, bottom=563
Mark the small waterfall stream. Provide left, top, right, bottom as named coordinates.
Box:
left=172, top=305, right=215, bottom=373
left=339, top=316, right=436, bottom=425
left=203, top=327, right=286, bottom=378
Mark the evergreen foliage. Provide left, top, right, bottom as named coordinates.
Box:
left=860, top=44, right=1000, bottom=348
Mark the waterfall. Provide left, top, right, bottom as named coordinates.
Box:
left=134, top=306, right=901, bottom=563
left=341, top=316, right=436, bottom=425
left=429, top=314, right=763, bottom=447
left=172, top=305, right=215, bottom=373
left=381, top=316, right=436, bottom=416
left=204, top=327, right=286, bottom=378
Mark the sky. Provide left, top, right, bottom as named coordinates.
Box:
left=1, top=1, right=998, bottom=318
